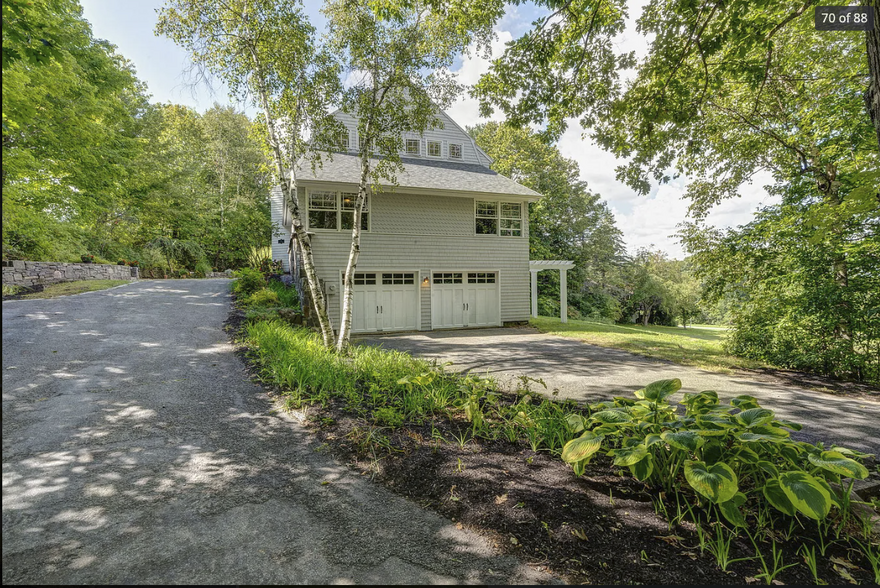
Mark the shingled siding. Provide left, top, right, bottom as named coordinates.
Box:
left=371, top=192, right=474, bottom=235
left=309, top=232, right=530, bottom=329
left=2, top=261, right=138, bottom=288
left=270, top=186, right=289, bottom=272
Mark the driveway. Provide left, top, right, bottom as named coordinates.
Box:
left=2, top=281, right=549, bottom=584
left=356, top=328, right=880, bottom=454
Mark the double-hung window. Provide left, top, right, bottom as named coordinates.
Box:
left=475, top=200, right=523, bottom=237
left=405, top=139, right=420, bottom=155
left=449, top=143, right=462, bottom=159
left=427, top=140, right=442, bottom=157
left=308, top=190, right=369, bottom=231
left=308, top=191, right=338, bottom=230
left=341, top=192, right=369, bottom=230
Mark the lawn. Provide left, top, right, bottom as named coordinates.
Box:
left=530, top=316, right=766, bottom=373
left=17, top=280, right=130, bottom=299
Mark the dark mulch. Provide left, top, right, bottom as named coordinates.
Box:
left=227, top=311, right=877, bottom=585
left=2, top=284, right=44, bottom=300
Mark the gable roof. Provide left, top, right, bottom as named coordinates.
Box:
left=295, top=153, right=541, bottom=199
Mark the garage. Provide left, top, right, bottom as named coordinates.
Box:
left=431, top=272, right=500, bottom=329
left=350, top=272, right=419, bottom=333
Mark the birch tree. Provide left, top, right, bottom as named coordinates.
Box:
left=323, top=0, right=493, bottom=352
left=156, top=0, right=341, bottom=346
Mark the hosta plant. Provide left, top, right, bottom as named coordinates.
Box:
left=561, top=379, right=872, bottom=531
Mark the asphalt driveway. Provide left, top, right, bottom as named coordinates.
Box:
left=357, top=328, right=880, bottom=454
left=2, top=280, right=549, bottom=585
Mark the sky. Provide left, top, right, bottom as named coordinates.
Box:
left=80, top=0, right=780, bottom=259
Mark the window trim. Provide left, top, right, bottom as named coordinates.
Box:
left=474, top=199, right=524, bottom=237
left=427, top=140, right=442, bottom=158
left=307, top=188, right=371, bottom=232
left=405, top=138, right=420, bottom=156
left=449, top=143, right=462, bottom=159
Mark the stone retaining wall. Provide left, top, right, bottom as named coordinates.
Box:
left=2, top=260, right=138, bottom=288
left=206, top=271, right=233, bottom=278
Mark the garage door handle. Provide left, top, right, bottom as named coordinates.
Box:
left=381, top=305, right=383, bottom=313
left=376, top=305, right=379, bottom=314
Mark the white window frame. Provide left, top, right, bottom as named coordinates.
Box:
left=474, top=200, right=523, bottom=237
left=307, top=189, right=371, bottom=232
left=405, top=138, right=420, bottom=156
left=427, top=140, right=442, bottom=157
left=449, top=143, right=462, bottom=159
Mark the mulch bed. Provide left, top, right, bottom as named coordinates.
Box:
left=2, top=284, right=44, bottom=300
left=227, top=310, right=877, bottom=585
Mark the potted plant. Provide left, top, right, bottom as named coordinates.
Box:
left=117, top=259, right=127, bottom=265
left=81, top=254, right=95, bottom=264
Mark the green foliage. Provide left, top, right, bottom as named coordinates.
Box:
left=470, top=122, right=626, bottom=322
left=232, top=268, right=266, bottom=298
left=561, top=379, right=873, bottom=550
left=265, top=279, right=299, bottom=309
left=245, top=288, right=280, bottom=308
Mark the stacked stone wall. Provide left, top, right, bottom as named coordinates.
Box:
left=2, top=261, right=138, bottom=288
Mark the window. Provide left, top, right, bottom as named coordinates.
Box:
left=341, top=192, right=369, bottom=231
left=500, top=202, right=522, bottom=236
left=308, top=191, right=337, bottom=230
left=308, top=190, right=369, bottom=231
left=433, top=273, right=463, bottom=284
left=354, top=273, right=376, bottom=285
left=475, top=200, right=523, bottom=236
left=338, top=130, right=349, bottom=150
left=475, top=201, right=497, bottom=235
left=405, top=139, right=420, bottom=155
left=382, top=273, right=414, bottom=285
left=468, top=272, right=496, bottom=284
left=449, top=143, right=462, bottom=159
left=427, top=141, right=442, bottom=157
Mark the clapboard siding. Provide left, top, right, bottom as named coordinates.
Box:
left=309, top=232, right=530, bottom=328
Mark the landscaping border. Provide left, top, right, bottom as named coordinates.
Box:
left=2, top=260, right=138, bottom=289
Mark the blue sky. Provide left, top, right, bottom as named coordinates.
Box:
left=80, top=0, right=777, bottom=258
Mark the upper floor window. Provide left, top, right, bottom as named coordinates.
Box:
left=405, top=139, right=420, bottom=155
left=309, top=190, right=369, bottom=231
left=475, top=200, right=523, bottom=237
left=449, top=143, right=462, bottom=159
left=427, top=140, right=442, bottom=157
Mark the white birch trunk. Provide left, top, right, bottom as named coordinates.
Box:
left=251, top=66, right=335, bottom=347
left=336, top=151, right=371, bottom=352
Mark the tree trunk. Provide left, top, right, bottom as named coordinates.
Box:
left=642, top=306, right=651, bottom=327
left=251, top=66, right=335, bottom=346
left=336, top=152, right=371, bottom=353
left=865, top=0, right=880, bottom=151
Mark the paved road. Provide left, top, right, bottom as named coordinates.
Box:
left=2, top=281, right=549, bottom=585
left=357, top=328, right=880, bottom=454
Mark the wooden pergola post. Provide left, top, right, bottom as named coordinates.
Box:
left=529, top=260, right=575, bottom=323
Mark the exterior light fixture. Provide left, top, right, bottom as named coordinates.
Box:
left=278, top=239, right=285, bottom=244
left=422, top=277, right=429, bottom=284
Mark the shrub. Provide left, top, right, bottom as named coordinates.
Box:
left=561, top=379, right=871, bottom=532
left=194, top=259, right=213, bottom=278
left=233, top=268, right=265, bottom=298
left=245, top=288, right=280, bottom=308
left=266, top=279, right=299, bottom=309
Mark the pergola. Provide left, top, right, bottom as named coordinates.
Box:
left=529, top=260, right=575, bottom=323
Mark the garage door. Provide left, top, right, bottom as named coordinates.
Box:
left=431, top=272, right=499, bottom=329
left=351, top=272, right=418, bottom=333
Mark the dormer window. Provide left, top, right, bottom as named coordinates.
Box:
left=427, top=141, right=442, bottom=157
left=308, top=190, right=369, bottom=231
left=449, top=143, right=462, bottom=159
left=405, top=139, right=420, bottom=155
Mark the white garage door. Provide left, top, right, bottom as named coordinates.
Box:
left=351, top=272, right=418, bottom=333
left=431, top=272, right=499, bottom=329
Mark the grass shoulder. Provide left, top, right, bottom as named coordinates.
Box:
left=9, top=280, right=130, bottom=300
left=530, top=316, right=767, bottom=373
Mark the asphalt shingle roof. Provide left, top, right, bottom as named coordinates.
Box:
left=295, top=153, right=541, bottom=199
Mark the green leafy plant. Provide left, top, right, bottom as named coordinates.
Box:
left=561, top=378, right=872, bottom=553
left=245, top=288, right=280, bottom=308
left=233, top=268, right=266, bottom=298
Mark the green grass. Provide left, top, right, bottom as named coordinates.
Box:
left=530, top=316, right=766, bottom=373
left=19, top=280, right=129, bottom=299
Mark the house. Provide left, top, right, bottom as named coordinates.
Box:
left=270, top=109, right=541, bottom=334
